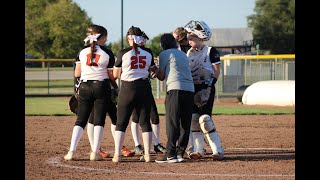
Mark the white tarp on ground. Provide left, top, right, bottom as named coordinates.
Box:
left=242, top=80, right=295, bottom=106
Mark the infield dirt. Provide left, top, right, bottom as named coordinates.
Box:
left=25, top=98, right=295, bottom=180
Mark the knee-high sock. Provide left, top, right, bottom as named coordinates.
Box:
left=114, top=131, right=125, bottom=156
left=131, top=122, right=140, bottom=146
left=205, top=131, right=224, bottom=155
left=87, top=123, right=94, bottom=151
left=142, top=131, right=152, bottom=155
left=193, top=131, right=205, bottom=156
left=111, top=124, right=116, bottom=140
left=92, top=126, right=104, bottom=154
left=69, top=125, right=84, bottom=152
left=151, top=124, right=160, bottom=145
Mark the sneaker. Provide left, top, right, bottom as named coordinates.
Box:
left=212, top=153, right=224, bottom=161
left=155, top=155, right=178, bottom=163
left=112, top=154, right=121, bottom=163
left=64, top=151, right=75, bottom=161
left=132, top=144, right=144, bottom=155
left=139, top=154, right=152, bottom=162
left=90, top=151, right=103, bottom=161
left=154, top=143, right=167, bottom=153
left=177, top=154, right=184, bottom=162
left=188, top=151, right=204, bottom=159
left=99, top=148, right=110, bottom=158
left=121, top=146, right=135, bottom=157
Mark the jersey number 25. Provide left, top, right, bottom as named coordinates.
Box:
left=131, top=56, right=146, bottom=69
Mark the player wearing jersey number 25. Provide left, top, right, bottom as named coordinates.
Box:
left=112, top=26, right=159, bottom=163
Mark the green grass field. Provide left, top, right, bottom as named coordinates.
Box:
left=25, top=97, right=295, bottom=116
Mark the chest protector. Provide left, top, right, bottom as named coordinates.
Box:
left=187, top=46, right=214, bottom=85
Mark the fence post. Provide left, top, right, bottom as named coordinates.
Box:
left=47, top=62, right=50, bottom=95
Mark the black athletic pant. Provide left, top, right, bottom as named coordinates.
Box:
left=131, top=93, right=159, bottom=124
left=75, top=79, right=111, bottom=128
left=116, top=79, right=152, bottom=132
left=193, top=84, right=216, bottom=116
left=89, top=99, right=117, bottom=125
left=165, top=90, right=194, bottom=158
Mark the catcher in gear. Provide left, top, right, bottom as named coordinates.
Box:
left=184, top=20, right=224, bottom=160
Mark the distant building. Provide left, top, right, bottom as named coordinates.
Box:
left=205, top=28, right=254, bottom=55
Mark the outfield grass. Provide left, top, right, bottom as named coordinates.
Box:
left=25, top=67, right=74, bottom=71
left=25, top=97, right=295, bottom=116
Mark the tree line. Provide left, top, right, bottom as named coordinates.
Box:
left=25, top=0, right=295, bottom=61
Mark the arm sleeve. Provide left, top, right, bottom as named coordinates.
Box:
left=209, top=47, right=221, bottom=64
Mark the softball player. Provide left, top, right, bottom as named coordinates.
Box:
left=79, top=25, right=134, bottom=158
left=173, top=27, right=192, bottom=53
left=64, top=25, right=116, bottom=161
left=130, top=31, right=167, bottom=155
left=112, top=26, right=158, bottom=163
left=184, top=20, right=224, bottom=160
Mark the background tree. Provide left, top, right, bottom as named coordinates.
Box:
left=110, top=37, right=129, bottom=57
left=247, top=0, right=295, bottom=54
left=25, top=0, right=92, bottom=59
left=145, top=33, right=162, bottom=58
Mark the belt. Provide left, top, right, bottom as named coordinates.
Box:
left=81, top=79, right=109, bottom=83
left=135, top=78, right=148, bottom=81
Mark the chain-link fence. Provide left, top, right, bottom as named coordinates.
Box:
left=25, top=54, right=295, bottom=99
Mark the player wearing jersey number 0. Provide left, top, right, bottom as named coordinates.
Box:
left=64, top=25, right=116, bottom=161
left=112, top=26, right=159, bottom=163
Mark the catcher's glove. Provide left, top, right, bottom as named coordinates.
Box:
left=69, top=94, right=78, bottom=115
left=194, top=87, right=211, bottom=108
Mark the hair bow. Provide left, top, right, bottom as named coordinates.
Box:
left=127, top=35, right=144, bottom=44
left=83, top=34, right=101, bottom=43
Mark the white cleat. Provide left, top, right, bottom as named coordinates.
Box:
left=90, top=152, right=103, bottom=161
left=64, top=151, right=75, bottom=161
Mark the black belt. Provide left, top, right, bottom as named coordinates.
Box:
left=135, top=78, right=148, bottom=81
left=81, top=79, right=109, bottom=83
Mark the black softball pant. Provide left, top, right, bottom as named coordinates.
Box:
left=116, top=79, right=152, bottom=132
left=75, top=79, right=111, bottom=128
left=131, top=93, right=159, bottom=124
left=165, top=90, right=194, bottom=158
left=88, top=99, right=117, bottom=125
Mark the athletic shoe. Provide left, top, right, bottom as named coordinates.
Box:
left=154, top=143, right=167, bottom=153
left=99, top=148, right=110, bottom=158
left=188, top=151, right=204, bottom=159
left=112, top=154, right=121, bottom=163
left=90, top=151, right=103, bottom=161
left=64, top=151, right=75, bottom=161
left=212, top=153, right=224, bottom=161
left=121, top=146, right=135, bottom=157
left=132, top=144, right=144, bottom=155
left=139, top=154, right=152, bottom=162
left=177, top=154, right=184, bottom=162
left=155, top=155, right=178, bottom=163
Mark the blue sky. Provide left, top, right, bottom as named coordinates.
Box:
left=73, top=0, right=256, bottom=44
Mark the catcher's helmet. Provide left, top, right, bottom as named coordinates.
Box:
left=184, top=20, right=212, bottom=41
